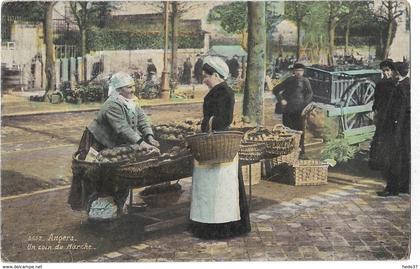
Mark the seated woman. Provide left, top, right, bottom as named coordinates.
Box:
left=189, top=56, right=251, bottom=239
left=68, top=72, right=159, bottom=217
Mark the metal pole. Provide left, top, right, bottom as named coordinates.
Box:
left=160, top=1, right=170, bottom=99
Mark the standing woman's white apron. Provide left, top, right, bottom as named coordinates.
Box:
left=190, top=155, right=240, bottom=223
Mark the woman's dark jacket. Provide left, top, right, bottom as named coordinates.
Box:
left=201, top=82, right=235, bottom=132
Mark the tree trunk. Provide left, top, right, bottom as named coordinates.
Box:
left=344, top=19, right=350, bottom=55
left=376, top=30, right=384, bottom=59
left=170, top=2, right=179, bottom=81
left=296, top=21, right=301, bottom=61
left=327, top=21, right=336, bottom=66
left=243, top=2, right=266, bottom=126
left=241, top=30, right=248, bottom=50
left=44, top=2, right=56, bottom=101
left=383, top=20, right=393, bottom=59
left=81, top=28, right=87, bottom=83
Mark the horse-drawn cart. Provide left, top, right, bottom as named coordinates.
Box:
left=305, top=66, right=381, bottom=144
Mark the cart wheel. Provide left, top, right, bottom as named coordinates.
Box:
left=340, top=79, right=375, bottom=131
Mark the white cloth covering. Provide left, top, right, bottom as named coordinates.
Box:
left=108, top=71, right=135, bottom=96
left=203, top=56, right=230, bottom=79
left=190, top=155, right=240, bottom=223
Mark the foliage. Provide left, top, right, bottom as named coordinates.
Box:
left=208, top=2, right=247, bottom=34
left=300, top=2, right=329, bottom=59
left=208, top=2, right=282, bottom=35
left=284, top=1, right=309, bottom=26
left=320, top=139, right=357, bottom=164
left=372, top=0, right=406, bottom=59
left=54, top=31, right=80, bottom=46
left=1, top=2, right=45, bottom=22
left=87, top=28, right=203, bottom=51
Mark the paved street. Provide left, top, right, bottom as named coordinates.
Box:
left=89, top=176, right=410, bottom=262
left=1, top=167, right=411, bottom=262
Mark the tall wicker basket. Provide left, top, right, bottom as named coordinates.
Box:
left=186, top=117, right=243, bottom=165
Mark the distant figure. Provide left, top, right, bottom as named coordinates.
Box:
left=146, top=59, right=157, bottom=81
left=182, top=57, right=193, bottom=85
left=227, top=55, right=240, bottom=79
left=194, top=54, right=203, bottom=84
left=274, top=54, right=283, bottom=74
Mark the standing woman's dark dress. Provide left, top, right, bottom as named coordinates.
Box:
left=182, top=59, right=193, bottom=85
left=191, top=81, right=251, bottom=239
left=194, top=58, right=203, bottom=84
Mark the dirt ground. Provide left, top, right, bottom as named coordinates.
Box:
left=1, top=97, right=280, bottom=196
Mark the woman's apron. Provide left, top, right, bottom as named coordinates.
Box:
left=190, top=155, right=240, bottom=223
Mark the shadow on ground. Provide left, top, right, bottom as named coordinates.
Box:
left=330, top=150, right=384, bottom=179
left=1, top=170, right=55, bottom=196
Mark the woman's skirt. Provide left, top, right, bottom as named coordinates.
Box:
left=68, top=128, right=129, bottom=212
left=189, top=156, right=251, bottom=239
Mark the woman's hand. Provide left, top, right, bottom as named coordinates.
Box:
left=146, top=135, right=160, bottom=148
left=281, top=99, right=288, bottom=106
left=137, top=141, right=161, bottom=155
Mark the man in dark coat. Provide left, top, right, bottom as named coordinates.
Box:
left=377, top=62, right=410, bottom=196
left=369, top=60, right=396, bottom=171
left=181, top=57, right=193, bottom=84
left=227, top=55, right=240, bottom=79
left=272, top=63, right=313, bottom=155
left=146, top=59, right=157, bottom=81
left=194, top=54, right=203, bottom=84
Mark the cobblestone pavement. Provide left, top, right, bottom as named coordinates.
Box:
left=90, top=178, right=410, bottom=262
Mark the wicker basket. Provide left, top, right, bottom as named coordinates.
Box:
left=271, top=148, right=300, bottom=166
left=115, top=158, right=160, bottom=179
left=291, top=160, right=328, bottom=186
left=244, top=128, right=294, bottom=157
left=186, top=117, right=243, bottom=165
left=272, top=124, right=303, bottom=150
left=72, top=152, right=126, bottom=183
left=239, top=141, right=266, bottom=162
left=264, top=135, right=294, bottom=156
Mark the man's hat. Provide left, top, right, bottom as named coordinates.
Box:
left=395, top=61, right=409, bottom=77
left=293, top=63, right=305, bottom=70
left=379, top=59, right=394, bottom=70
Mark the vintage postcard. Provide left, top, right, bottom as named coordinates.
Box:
left=0, top=0, right=415, bottom=267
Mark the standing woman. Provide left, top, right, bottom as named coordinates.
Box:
left=190, top=56, right=251, bottom=239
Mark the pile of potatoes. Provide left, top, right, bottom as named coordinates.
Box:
left=159, top=146, right=190, bottom=160
left=153, top=119, right=201, bottom=141
left=96, top=144, right=160, bottom=163
left=245, top=128, right=276, bottom=142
